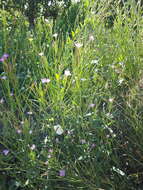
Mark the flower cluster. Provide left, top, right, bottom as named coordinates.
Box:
left=0, top=53, right=9, bottom=62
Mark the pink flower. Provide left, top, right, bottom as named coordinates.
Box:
left=0, top=53, right=9, bottom=62
left=0, top=57, right=4, bottom=62
left=2, top=149, right=9, bottom=156
left=3, top=54, right=9, bottom=59
left=59, top=169, right=65, bottom=177
left=48, top=149, right=53, bottom=153
left=89, top=103, right=95, bottom=108
left=91, top=143, right=96, bottom=148
left=17, top=129, right=22, bottom=134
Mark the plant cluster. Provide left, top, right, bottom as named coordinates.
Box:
left=0, top=0, right=143, bottom=189
left=1, top=0, right=72, bottom=27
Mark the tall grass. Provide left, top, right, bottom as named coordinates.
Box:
left=0, top=0, right=143, bottom=189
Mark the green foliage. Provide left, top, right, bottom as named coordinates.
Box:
left=0, top=0, right=143, bottom=189
left=1, top=0, right=72, bottom=27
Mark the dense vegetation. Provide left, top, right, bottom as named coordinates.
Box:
left=0, top=0, right=72, bottom=28
left=0, top=0, right=143, bottom=189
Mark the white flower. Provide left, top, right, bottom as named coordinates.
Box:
left=48, top=154, right=51, bottom=158
left=104, top=125, right=116, bottom=137
left=89, top=103, right=95, bottom=108
left=17, top=129, right=22, bottom=134
left=111, top=64, right=115, bottom=69
left=29, top=130, right=33, bottom=134
left=89, top=35, right=94, bottom=41
left=64, top=70, right=71, bottom=77
left=80, top=78, right=86, bottom=81
left=118, top=62, right=124, bottom=67
left=85, top=112, right=93, bottom=117
left=106, top=113, right=113, bottom=118
left=109, top=98, right=114, bottom=103
left=1, top=76, right=7, bottom=80
left=45, top=19, right=49, bottom=23
left=74, top=42, right=83, bottom=48
left=39, top=52, right=44, bottom=56
left=53, top=33, right=58, bottom=38
left=48, top=1, right=52, bottom=6
left=119, top=78, right=124, bottom=84
left=54, top=125, right=64, bottom=135
left=112, top=166, right=125, bottom=176
left=57, top=1, right=64, bottom=6
left=0, top=98, right=4, bottom=104
left=27, top=111, right=33, bottom=115
left=30, top=144, right=36, bottom=150
left=3, top=149, right=9, bottom=156
left=41, top=78, right=50, bottom=84
left=72, top=0, right=80, bottom=3
left=91, top=60, right=98, bottom=64
left=80, top=139, right=86, bottom=144
left=78, top=156, right=83, bottom=160
left=44, top=136, right=48, bottom=144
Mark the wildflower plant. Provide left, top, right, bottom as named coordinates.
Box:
left=0, top=0, right=143, bottom=189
